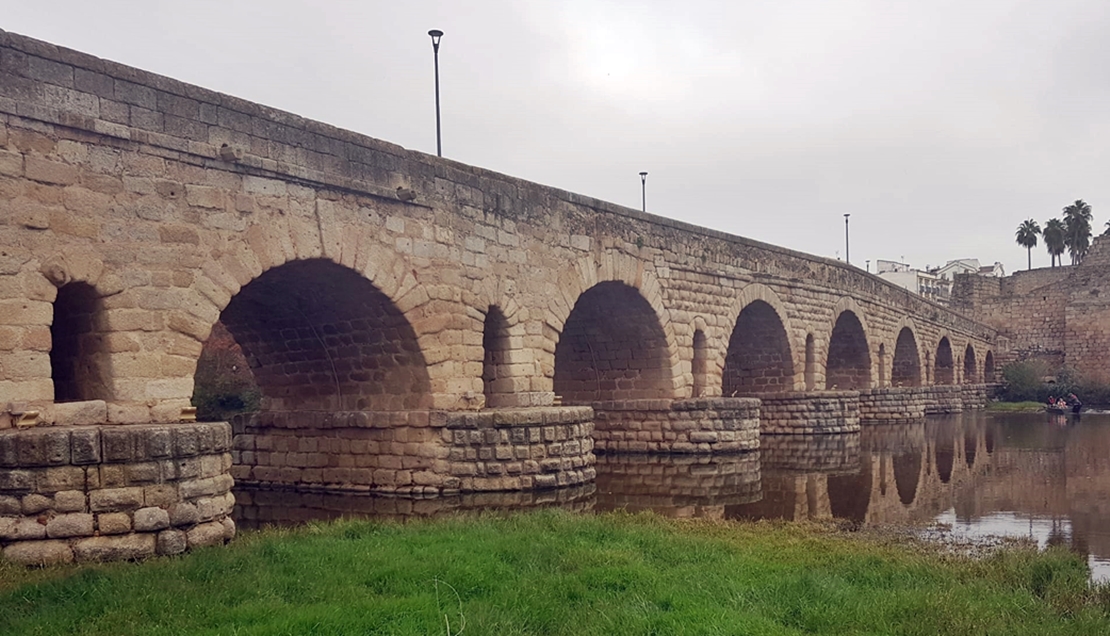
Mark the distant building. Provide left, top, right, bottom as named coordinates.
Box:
left=876, top=258, right=1005, bottom=305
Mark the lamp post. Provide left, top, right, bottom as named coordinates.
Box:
left=843, top=213, right=851, bottom=265
left=639, top=171, right=648, bottom=213
left=428, top=29, right=444, bottom=157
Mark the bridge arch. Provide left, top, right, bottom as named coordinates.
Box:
left=891, top=323, right=923, bottom=388
left=203, top=257, right=433, bottom=413
left=825, top=298, right=872, bottom=390
left=934, top=336, right=955, bottom=385
left=722, top=286, right=797, bottom=396
left=548, top=253, right=681, bottom=402
left=963, top=343, right=977, bottom=384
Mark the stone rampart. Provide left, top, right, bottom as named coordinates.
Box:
left=0, top=421, right=234, bottom=565
left=591, top=399, right=760, bottom=453
left=757, top=391, right=860, bottom=434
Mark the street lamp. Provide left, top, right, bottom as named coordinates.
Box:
left=639, top=171, right=648, bottom=213
left=428, top=29, right=444, bottom=157
left=843, top=213, right=851, bottom=265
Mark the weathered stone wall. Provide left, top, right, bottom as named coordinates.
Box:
left=232, top=407, right=595, bottom=494
left=0, top=421, right=234, bottom=565
left=591, top=399, right=760, bottom=453
left=0, top=28, right=997, bottom=427
left=758, top=391, right=860, bottom=434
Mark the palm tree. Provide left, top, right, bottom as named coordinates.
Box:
left=1063, top=199, right=1093, bottom=265
left=1043, top=218, right=1066, bottom=267
left=1015, top=219, right=1041, bottom=270
left=1102, top=219, right=1110, bottom=238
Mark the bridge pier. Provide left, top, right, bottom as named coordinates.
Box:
left=757, top=391, right=861, bottom=434
left=0, top=422, right=235, bottom=566
left=590, top=398, right=760, bottom=454
left=231, top=406, right=595, bottom=495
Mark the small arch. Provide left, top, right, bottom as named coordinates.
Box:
left=692, top=329, right=708, bottom=398
left=964, top=344, right=977, bottom=384
left=804, top=334, right=816, bottom=391
left=891, top=327, right=922, bottom=387
left=984, top=351, right=995, bottom=383
left=722, top=300, right=795, bottom=396
left=482, top=305, right=512, bottom=408
left=935, top=337, right=955, bottom=385
left=878, top=343, right=887, bottom=387
left=554, top=281, right=674, bottom=404
left=825, top=310, right=871, bottom=390
left=50, top=281, right=108, bottom=402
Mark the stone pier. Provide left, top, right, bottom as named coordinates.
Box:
left=0, top=422, right=235, bottom=566
left=591, top=399, right=760, bottom=454
left=757, top=391, right=861, bottom=434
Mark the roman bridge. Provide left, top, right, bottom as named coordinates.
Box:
left=0, top=31, right=998, bottom=563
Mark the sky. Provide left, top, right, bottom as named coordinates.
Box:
left=4, top=0, right=1110, bottom=275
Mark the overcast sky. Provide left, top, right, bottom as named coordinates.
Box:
left=5, top=0, right=1110, bottom=275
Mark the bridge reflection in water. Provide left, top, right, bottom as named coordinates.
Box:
left=234, top=412, right=1110, bottom=581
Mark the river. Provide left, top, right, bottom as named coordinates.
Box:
left=233, top=411, right=1110, bottom=582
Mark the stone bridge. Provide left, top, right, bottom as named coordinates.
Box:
left=0, top=31, right=998, bottom=563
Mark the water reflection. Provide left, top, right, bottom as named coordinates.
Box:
left=594, top=452, right=762, bottom=519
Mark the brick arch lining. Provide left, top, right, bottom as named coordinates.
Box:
left=722, top=300, right=795, bottom=396
left=215, top=258, right=431, bottom=412
left=554, top=281, right=673, bottom=403
left=891, top=327, right=922, bottom=387
left=826, top=311, right=871, bottom=390
left=935, top=337, right=955, bottom=385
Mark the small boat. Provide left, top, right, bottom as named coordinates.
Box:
left=1045, top=402, right=1082, bottom=415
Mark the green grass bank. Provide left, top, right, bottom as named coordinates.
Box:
left=3, top=511, right=1109, bottom=635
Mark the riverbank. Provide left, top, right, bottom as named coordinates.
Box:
left=3, top=511, right=1109, bottom=635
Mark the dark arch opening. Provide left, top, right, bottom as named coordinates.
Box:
left=964, top=430, right=977, bottom=468
left=984, top=351, right=995, bottom=383
left=891, top=327, right=921, bottom=387
left=825, top=311, right=870, bottom=390
left=828, top=460, right=872, bottom=523
left=934, top=338, right=954, bottom=385
left=50, top=281, right=108, bottom=402
left=482, top=306, right=512, bottom=408
left=692, top=329, right=707, bottom=398
left=964, top=345, right=977, bottom=384
left=878, top=343, right=887, bottom=387
left=893, top=451, right=921, bottom=505
left=198, top=259, right=431, bottom=415
left=723, top=300, right=794, bottom=396
left=554, top=281, right=672, bottom=404
left=804, top=334, right=815, bottom=391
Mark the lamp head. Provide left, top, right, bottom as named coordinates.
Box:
left=428, top=29, right=443, bottom=47
left=639, top=171, right=648, bottom=182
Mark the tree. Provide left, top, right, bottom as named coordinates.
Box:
left=1062, top=199, right=1093, bottom=265
left=1043, top=218, right=1066, bottom=267
left=1015, top=218, right=1041, bottom=270
left=1102, top=219, right=1110, bottom=238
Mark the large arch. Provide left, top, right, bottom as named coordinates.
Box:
left=891, top=326, right=922, bottom=387
left=963, top=344, right=977, bottom=384
left=554, top=281, right=675, bottom=403
left=825, top=310, right=871, bottom=390
left=934, top=337, right=955, bottom=385
left=201, top=258, right=432, bottom=413
left=722, top=300, right=795, bottom=396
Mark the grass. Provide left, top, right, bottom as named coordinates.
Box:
left=2, top=511, right=1110, bottom=635
left=986, top=400, right=1046, bottom=412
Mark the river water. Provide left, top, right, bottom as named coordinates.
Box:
left=233, top=411, right=1110, bottom=582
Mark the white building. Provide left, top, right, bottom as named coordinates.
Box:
left=934, top=258, right=1005, bottom=280
left=876, top=260, right=951, bottom=304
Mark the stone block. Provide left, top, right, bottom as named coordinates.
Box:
left=0, top=469, right=33, bottom=493
left=46, top=512, right=94, bottom=538
left=69, top=428, right=101, bottom=464
left=157, top=528, right=187, bottom=555
left=133, top=506, right=171, bottom=532
left=143, top=484, right=177, bottom=508
left=186, top=520, right=227, bottom=548
left=39, top=465, right=85, bottom=493
left=89, top=486, right=144, bottom=512
left=3, top=540, right=74, bottom=566
left=52, top=400, right=107, bottom=426
left=21, top=493, right=51, bottom=514
left=100, top=427, right=135, bottom=462
left=97, top=512, right=132, bottom=535
left=0, top=495, right=21, bottom=515
left=5, top=517, right=47, bottom=540
left=168, top=501, right=200, bottom=527
left=74, top=533, right=157, bottom=562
